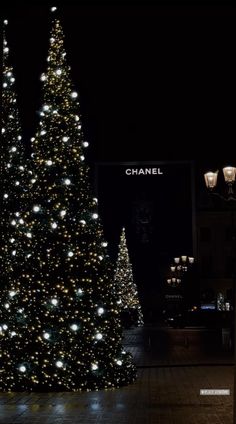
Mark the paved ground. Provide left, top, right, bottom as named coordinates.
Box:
left=0, top=326, right=233, bottom=424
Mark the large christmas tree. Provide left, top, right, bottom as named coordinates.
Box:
left=114, top=227, right=143, bottom=326
left=0, top=11, right=136, bottom=391
left=0, top=20, right=30, bottom=286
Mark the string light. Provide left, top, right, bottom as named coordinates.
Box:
left=91, top=363, right=98, bottom=371
left=33, top=206, right=40, bottom=212
left=70, top=324, right=78, bottom=331
left=95, top=333, right=103, bottom=340
left=0, top=14, right=136, bottom=393
left=43, top=332, right=50, bottom=340
left=64, top=178, right=71, bottom=185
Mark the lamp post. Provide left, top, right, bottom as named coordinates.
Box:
left=204, top=165, right=236, bottom=423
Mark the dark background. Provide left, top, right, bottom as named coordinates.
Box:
left=1, top=0, right=235, bottom=164
left=1, top=0, right=235, bottom=317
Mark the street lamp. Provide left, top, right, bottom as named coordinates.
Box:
left=204, top=165, right=236, bottom=423
left=167, top=277, right=181, bottom=287
left=172, top=255, right=194, bottom=273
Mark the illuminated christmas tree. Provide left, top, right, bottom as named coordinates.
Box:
left=0, top=10, right=136, bottom=391
left=114, top=227, right=143, bottom=326
left=0, top=20, right=30, bottom=286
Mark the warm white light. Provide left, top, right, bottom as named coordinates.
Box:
left=15, top=181, right=20, bottom=186
left=33, top=205, right=40, bottom=212
left=170, top=266, right=176, bottom=272
left=46, top=160, right=53, bottom=166
left=19, top=219, right=24, bottom=224
left=101, top=242, right=108, bottom=247
left=56, top=361, right=63, bottom=368
left=51, top=298, right=58, bottom=306
left=31, top=179, right=36, bottom=184
left=98, top=256, right=103, bottom=261
left=62, top=136, right=69, bottom=142
left=40, top=74, right=46, bottom=81
left=64, top=178, right=71, bottom=185
left=11, top=331, right=16, bottom=336
left=78, top=125, right=82, bottom=130
left=43, top=332, right=50, bottom=340
left=19, top=365, right=26, bottom=373
left=60, top=210, right=66, bottom=217
left=10, top=238, right=15, bottom=243
left=70, top=324, right=78, bottom=331
left=68, top=251, right=74, bottom=257
left=181, top=256, right=187, bottom=262
left=5, top=303, right=10, bottom=309
left=93, top=198, right=98, bottom=203
left=95, top=333, right=103, bottom=340
left=116, top=360, right=122, bottom=366
left=80, top=220, right=86, bottom=225
left=223, top=166, right=236, bottom=183
left=204, top=171, right=218, bottom=189
left=71, top=91, right=78, bottom=98
left=75, top=115, right=80, bottom=121
left=92, top=213, right=98, bottom=219
left=43, top=105, right=50, bottom=111
left=40, top=130, right=46, bottom=135
left=26, top=232, right=32, bottom=238
left=174, top=257, right=180, bottom=264
left=97, top=307, right=104, bottom=315
left=51, top=222, right=58, bottom=229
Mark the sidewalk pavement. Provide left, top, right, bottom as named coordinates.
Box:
left=0, top=326, right=233, bottom=424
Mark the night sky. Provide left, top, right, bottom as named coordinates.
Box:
left=1, top=0, right=236, bottom=314
left=2, top=0, right=236, bottom=163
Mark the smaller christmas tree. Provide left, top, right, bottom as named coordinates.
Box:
left=114, top=227, right=143, bottom=327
